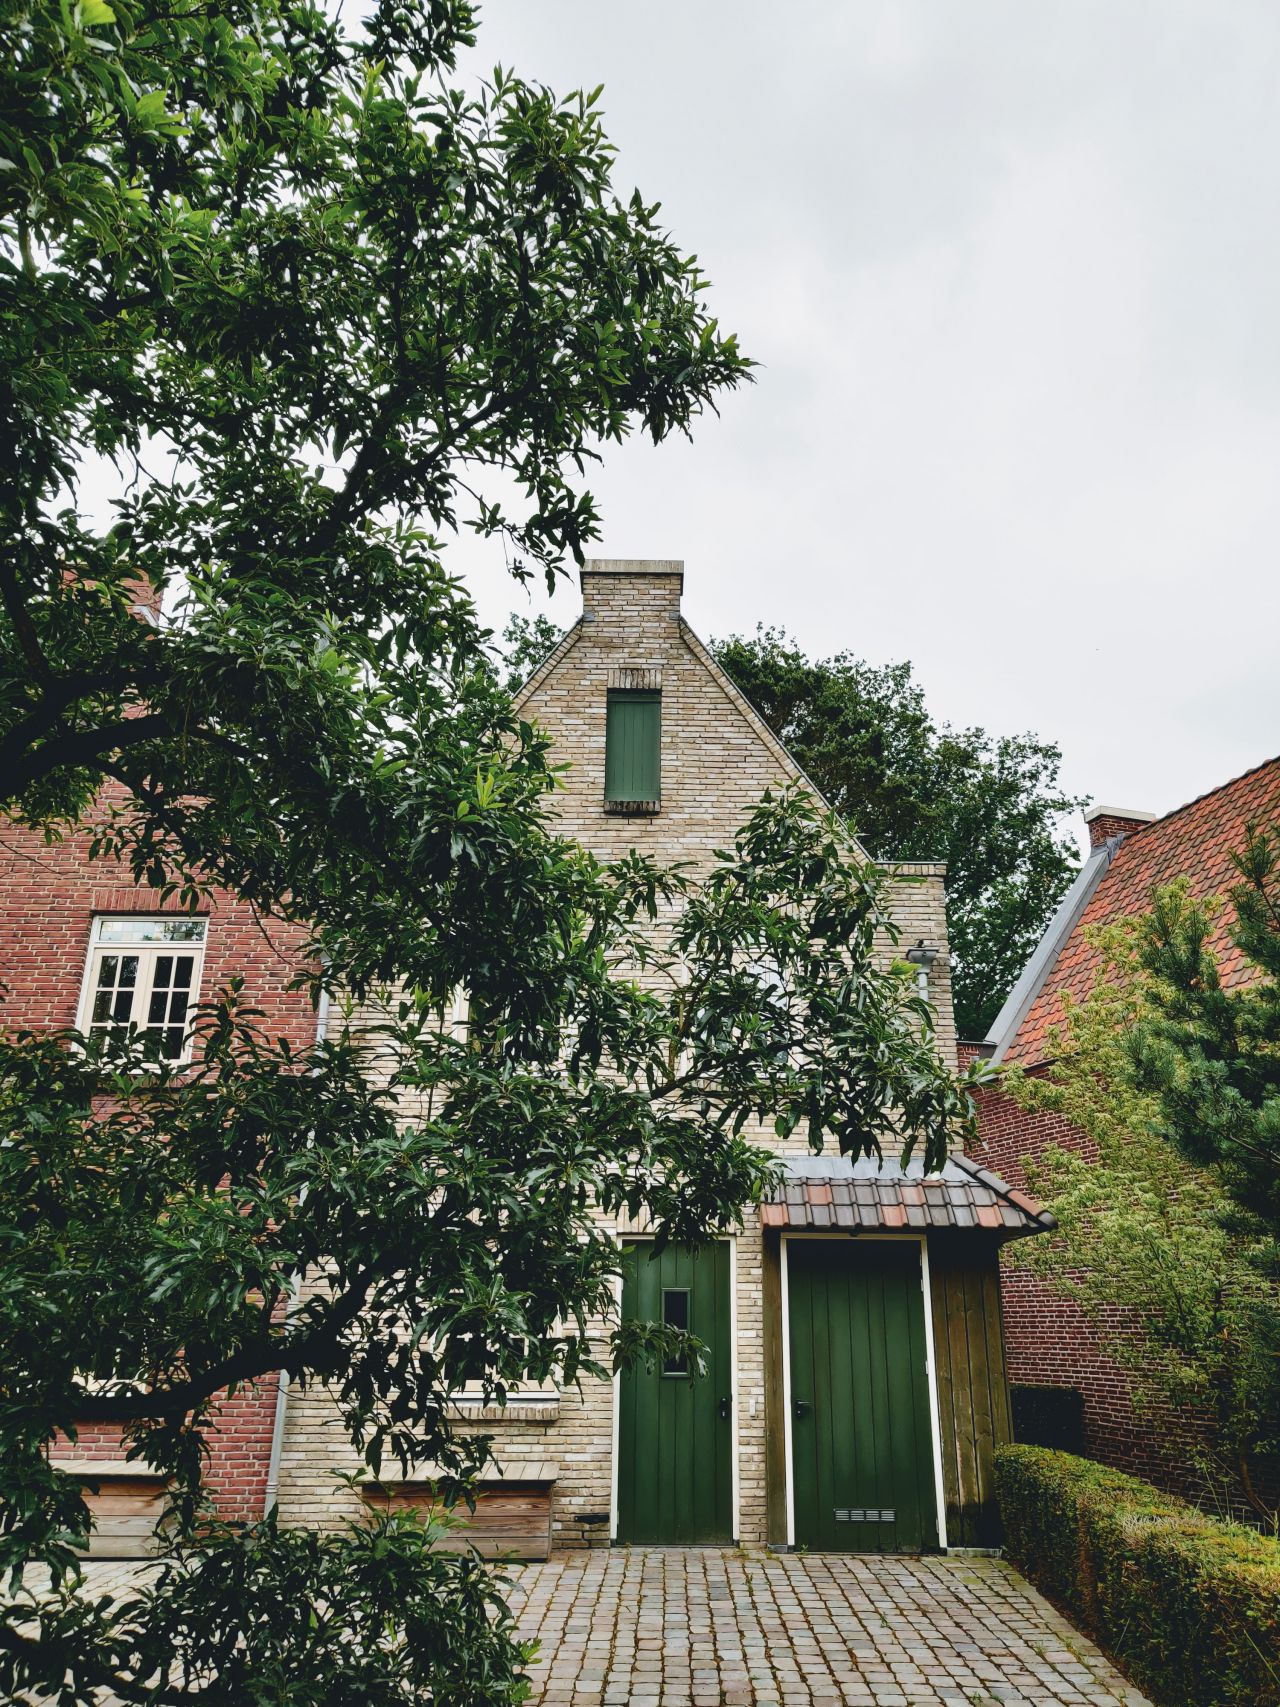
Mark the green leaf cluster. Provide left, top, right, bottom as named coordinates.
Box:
left=2, top=1507, right=534, bottom=1705
left=708, top=627, right=1086, bottom=1039
left=996, top=1445, right=1280, bottom=1707
left=0, top=6, right=974, bottom=1694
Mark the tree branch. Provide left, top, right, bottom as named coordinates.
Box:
left=0, top=666, right=156, bottom=778
left=1, top=714, right=174, bottom=802
left=0, top=554, right=49, bottom=679
left=68, top=1268, right=382, bottom=1423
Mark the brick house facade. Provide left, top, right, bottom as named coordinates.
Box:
left=0, top=791, right=317, bottom=1544
left=971, top=759, right=1280, bottom=1494
left=275, top=559, right=1049, bottom=1555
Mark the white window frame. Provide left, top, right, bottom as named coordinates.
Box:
left=76, top=915, right=209, bottom=1066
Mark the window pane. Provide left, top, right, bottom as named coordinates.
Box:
left=97, top=955, right=118, bottom=987
left=662, top=1287, right=690, bottom=1376
left=143, top=954, right=197, bottom=1050
left=96, top=918, right=207, bottom=945
left=605, top=690, right=661, bottom=802
left=118, top=956, right=138, bottom=987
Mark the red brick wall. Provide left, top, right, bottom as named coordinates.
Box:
left=972, top=1076, right=1205, bottom=1496
left=2, top=811, right=313, bottom=1521
left=62, top=1381, right=280, bottom=1523
left=0, top=815, right=314, bottom=1045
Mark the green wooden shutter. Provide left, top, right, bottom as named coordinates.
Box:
left=605, top=690, right=661, bottom=802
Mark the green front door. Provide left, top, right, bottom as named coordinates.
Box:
left=617, top=1241, right=733, bottom=1544
left=787, top=1239, right=939, bottom=1553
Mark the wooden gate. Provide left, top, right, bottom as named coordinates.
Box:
left=616, top=1241, right=733, bottom=1544
left=787, top=1239, right=939, bottom=1552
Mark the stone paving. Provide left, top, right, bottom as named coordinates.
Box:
left=508, top=1549, right=1153, bottom=1707
left=17, top=1549, right=1152, bottom=1706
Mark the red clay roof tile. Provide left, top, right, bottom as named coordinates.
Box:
left=1006, top=755, right=1280, bottom=1066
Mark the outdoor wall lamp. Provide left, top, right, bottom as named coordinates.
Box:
left=904, top=940, right=939, bottom=994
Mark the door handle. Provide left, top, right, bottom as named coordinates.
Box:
left=719, top=1396, right=732, bottom=1421
left=793, top=1398, right=810, bottom=1419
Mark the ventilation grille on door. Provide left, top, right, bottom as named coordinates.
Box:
left=834, top=1508, right=895, bottom=1523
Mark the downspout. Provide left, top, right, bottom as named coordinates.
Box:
left=262, top=980, right=331, bottom=1517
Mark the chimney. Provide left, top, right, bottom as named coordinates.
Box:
left=580, top=559, right=684, bottom=626
left=1083, top=803, right=1158, bottom=848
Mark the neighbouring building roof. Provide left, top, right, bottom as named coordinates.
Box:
left=760, top=1153, right=1055, bottom=1240
left=988, top=753, right=1280, bottom=1069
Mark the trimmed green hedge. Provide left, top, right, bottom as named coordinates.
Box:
left=994, top=1445, right=1280, bottom=1707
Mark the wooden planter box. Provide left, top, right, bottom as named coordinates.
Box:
left=50, top=1459, right=167, bottom=1558
left=365, top=1461, right=557, bottom=1560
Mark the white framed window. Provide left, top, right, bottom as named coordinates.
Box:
left=446, top=1334, right=563, bottom=1409
left=76, top=916, right=209, bottom=1064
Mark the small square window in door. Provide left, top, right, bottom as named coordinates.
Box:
left=661, top=1287, right=690, bottom=1376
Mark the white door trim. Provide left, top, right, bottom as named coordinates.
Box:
left=918, top=1235, right=950, bottom=1550
left=609, top=1258, right=623, bottom=1541
left=779, top=1231, right=947, bottom=1551
left=780, top=1234, right=795, bottom=1547
left=727, top=1234, right=741, bottom=1544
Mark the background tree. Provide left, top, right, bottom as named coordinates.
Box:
left=500, top=621, right=1085, bottom=1038
left=1006, top=917, right=1280, bottom=1527
left=713, top=630, right=1085, bottom=1041
left=499, top=612, right=567, bottom=692
left=0, top=3, right=978, bottom=1700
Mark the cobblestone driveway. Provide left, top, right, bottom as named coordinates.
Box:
left=510, top=1550, right=1152, bottom=1707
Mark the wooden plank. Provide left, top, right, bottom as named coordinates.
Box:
left=984, top=1264, right=1013, bottom=1446
left=962, top=1264, right=997, bottom=1545
left=373, top=1484, right=555, bottom=1559
left=944, top=1258, right=980, bottom=1546
left=929, top=1252, right=963, bottom=1543
left=926, top=1237, right=1011, bottom=1547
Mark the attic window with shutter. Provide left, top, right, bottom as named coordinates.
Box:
left=604, top=688, right=661, bottom=812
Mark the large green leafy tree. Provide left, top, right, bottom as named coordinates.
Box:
left=0, top=4, right=977, bottom=1701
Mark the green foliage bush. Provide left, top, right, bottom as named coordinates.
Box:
left=995, top=1444, right=1280, bottom=1707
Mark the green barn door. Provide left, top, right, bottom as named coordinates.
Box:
left=788, top=1239, right=939, bottom=1553
left=617, top=1241, right=733, bottom=1544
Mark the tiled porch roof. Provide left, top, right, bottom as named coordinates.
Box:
left=760, top=1153, right=1055, bottom=1240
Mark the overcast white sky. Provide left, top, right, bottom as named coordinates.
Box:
left=453, top=0, right=1280, bottom=825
